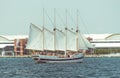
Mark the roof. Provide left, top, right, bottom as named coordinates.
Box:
left=92, top=43, right=120, bottom=48
left=0, top=35, right=28, bottom=41
left=0, top=44, right=14, bottom=48
left=84, top=34, right=112, bottom=40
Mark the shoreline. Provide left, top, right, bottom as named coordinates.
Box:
left=0, top=55, right=31, bottom=58
left=85, top=54, right=120, bottom=58
left=1, top=54, right=120, bottom=58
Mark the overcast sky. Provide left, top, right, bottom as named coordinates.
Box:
left=0, top=0, right=120, bottom=35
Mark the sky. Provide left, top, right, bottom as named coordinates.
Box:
left=0, top=0, right=120, bottom=35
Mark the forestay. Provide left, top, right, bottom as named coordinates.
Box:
left=78, top=31, right=94, bottom=50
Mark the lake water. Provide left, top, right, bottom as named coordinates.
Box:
left=0, top=57, right=120, bottom=78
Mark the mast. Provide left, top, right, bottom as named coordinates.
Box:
left=76, top=9, right=79, bottom=52
left=43, top=8, right=45, bottom=51
left=54, top=8, right=56, bottom=51
left=65, top=9, right=67, bottom=56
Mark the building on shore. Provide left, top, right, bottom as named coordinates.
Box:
left=85, top=33, right=120, bottom=54
left=0, top=35, right=28, bottom=56
left=0, top=33, right=120, bottom=56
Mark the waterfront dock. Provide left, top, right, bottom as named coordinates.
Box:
left=0, top=55, right=31, bottom=58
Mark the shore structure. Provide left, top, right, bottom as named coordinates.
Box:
left=0, top=35, right=28, bottom=57
left=1, top=33, right=120, bottom=57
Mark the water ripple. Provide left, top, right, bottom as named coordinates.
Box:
left=0, top=57, right=120, bottom=78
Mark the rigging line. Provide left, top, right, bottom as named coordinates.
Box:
left=56, top=10, right=66, bottom=27
left=56, top=29, right=64, bottom=34
left=78, top=11, right=90, bottom=35
left=31, top=23, right=42, bottom=31
left=67, top=11, right=76, bottom=27
left=44, top=28, right=54, bottom=34
left=67, top=29, right=76, bottom=34
left=44, top=10, right=54, bottom=27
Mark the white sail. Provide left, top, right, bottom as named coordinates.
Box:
left=78, top=31, right=94, bottom=50
left=26, top=23, right=43, bottom=50
left=55, top=29, right=65, bottom=51
left=79, top=32, right=94, bottom=49
left=44, top=28, right=54, bottom=51
left=67, top=29, right=77, bottom=51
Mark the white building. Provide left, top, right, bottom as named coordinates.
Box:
left=86, top=33, right=120, bottom=48
left=85, top=33, right=120, bottom=54
left=0, top=35, right=28, bottom=56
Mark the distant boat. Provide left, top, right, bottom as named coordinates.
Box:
left=26, top=10, right=94, bottom=63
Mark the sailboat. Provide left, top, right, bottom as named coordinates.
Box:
left=26, top=10, right=94, bottom=63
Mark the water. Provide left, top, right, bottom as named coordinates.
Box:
left=0, top=57, right=120, bottom=78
